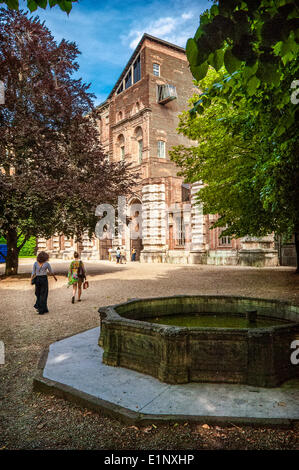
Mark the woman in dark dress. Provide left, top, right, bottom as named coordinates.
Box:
left=31, top=252, right=57, bottom=315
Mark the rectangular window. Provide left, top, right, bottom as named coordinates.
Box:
left=219, top=226, right=231, bottom=245
left=220, top=235, right=231, bottom=245
left=116, top=82, right=123, bottom=94
left=175, top=213, right=185, bottom=246
left=181, top=183, right=191, bottom=202
left=133, top=56, right=141, bottom=83
left=125, top=71, right=132, bottom=89
left=153, top=63, right=160, bottom=76
left=157, top=140, right=166, bottom=158
left=138, top=140, right=143, bottom=163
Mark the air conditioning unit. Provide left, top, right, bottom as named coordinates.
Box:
left=157, top=84, right=177, bottom=104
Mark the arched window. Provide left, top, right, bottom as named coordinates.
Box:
left=138, top=140, right=143, bottom=164
left=117, top=134, right=125, bottom=161
left=134, top=127, right=143, bottom=164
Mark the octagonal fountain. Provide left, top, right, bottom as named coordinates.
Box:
left=98, top=295, right=299, bottom=388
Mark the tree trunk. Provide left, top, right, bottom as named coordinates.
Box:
left=295, top=231, right=299, bottom=274
left=5, top=228, right=19, bottom=276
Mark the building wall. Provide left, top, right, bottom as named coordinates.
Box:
left=38, top=35, right=279, bottom=267
left=145, top=42, right=196, bottom=173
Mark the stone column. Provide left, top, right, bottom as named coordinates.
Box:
left=51, top=234, right=61, bottom=258
left=61, top=236, right=74, bottom=260
left=189, top=181, right=207, bottom=264
left=140, top=182, right=167, bottom=263
left=37, top=237, right=47, bottom=253
left=80, top=232, right=99, bottom=260
left=239, top=235, right=278, bottom=267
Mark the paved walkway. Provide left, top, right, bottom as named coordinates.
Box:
left=42, top=327, right=299, bottom=422
left=2, top=260, right=299, bottom=426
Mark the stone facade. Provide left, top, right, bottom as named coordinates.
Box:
left=38, top=34, right=278, bottom=267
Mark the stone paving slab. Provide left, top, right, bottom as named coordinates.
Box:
left=41, top=327, right=299, bottom=423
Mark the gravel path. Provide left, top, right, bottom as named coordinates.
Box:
left=0, top=259, right=298, bottom=450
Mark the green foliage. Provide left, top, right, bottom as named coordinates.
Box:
left=170, top=68, right=299, bottom=243
left=223, top=48, right=242, bottom=74
left=0, top=0, right=75, bottom=12
left=0, top=9, right=136, bottom=274
left=19, top=235, right=36, bottom=257
left=182, top=1, right=299, bottom=268
left=0, top=234, right=36, bottom=257
left=187, top=1, right=299, bottom=140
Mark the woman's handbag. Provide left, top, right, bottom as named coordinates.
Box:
left=83, top=280, right=89, bottom=290
left=31, top=275, right=37, bottom=285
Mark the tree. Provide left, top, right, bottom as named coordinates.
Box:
left=170, top=64, right=299, bottom=270
left=170, top=69, right=277, bottom=234
left=0, top=8, right=137, bottom=275
left=180, top=0, right=299, bottom=270
left=186, top=1, right=298, bottom=95
left=0, top=1, right=76, bottom=13
left=185, top=0, right=299, bottom=145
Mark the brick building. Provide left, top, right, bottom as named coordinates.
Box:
left=38, top=34, right=278, bottom=267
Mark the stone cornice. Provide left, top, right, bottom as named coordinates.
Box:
left=110, top=107, right=151, bottom=129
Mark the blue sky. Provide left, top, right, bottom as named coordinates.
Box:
left=19, top=0, right=210, bottom=105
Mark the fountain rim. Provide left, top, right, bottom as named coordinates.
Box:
left=98, top=294, right=299, bottom=334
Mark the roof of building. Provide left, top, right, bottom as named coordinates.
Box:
left=103, top=33, right=186, bottom=102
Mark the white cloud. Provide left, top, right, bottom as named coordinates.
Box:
left=126, top=11, right=198, bottom=51
left=182, top=12, right=192, bottom=20
left=16, top=0, right=206, bottom=102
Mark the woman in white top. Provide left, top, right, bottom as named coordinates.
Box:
left=31, top=251, right=57, bottom=315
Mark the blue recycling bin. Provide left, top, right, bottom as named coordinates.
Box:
left=0, top=244, right=7, bottom=263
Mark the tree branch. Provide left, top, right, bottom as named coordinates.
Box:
left=17, top=237, right=28, bottom=253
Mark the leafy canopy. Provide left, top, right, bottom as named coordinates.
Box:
left=0, top=0, right=76, bottom=13
left=179, top=0, right=299, bottom=267
left=186, top=0, right=299, bottom=139
left=0, top=8, right=137, bottom=274
left=170, top=68, right=281, bottom=238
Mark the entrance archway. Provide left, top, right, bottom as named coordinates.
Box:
left=127, top=198, right=143, bottom=261
left=99, top=225, right=112, bottom=260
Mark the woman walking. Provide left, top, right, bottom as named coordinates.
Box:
left=31, top=252, right=57, bottom=315
left=68, top=252, right=87, bottom=303
left=115, top=246, right=121, bottom=264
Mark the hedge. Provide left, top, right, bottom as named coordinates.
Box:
left=0, top=235, right=36, bottom=258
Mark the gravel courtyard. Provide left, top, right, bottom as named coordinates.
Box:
left=0, top=259, right=298, bottom=450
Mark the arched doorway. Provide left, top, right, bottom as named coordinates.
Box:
left=99, top=224, right=112, bottom=260
left=128, top=198, right=143, bottom=261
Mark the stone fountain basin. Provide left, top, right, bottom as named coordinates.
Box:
left=98, top=295, right=299, bottom=387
